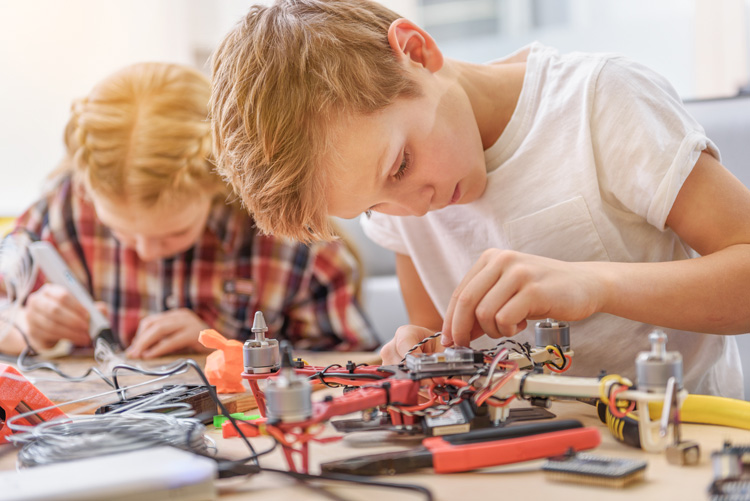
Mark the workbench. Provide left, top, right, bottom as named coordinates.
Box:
left=1, top=352, right=748, bottom=500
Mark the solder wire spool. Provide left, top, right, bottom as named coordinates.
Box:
left=635, top=331, right=683, bottom=391
left=535, top=319, right=570, bottom=351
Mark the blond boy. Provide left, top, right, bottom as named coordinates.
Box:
left=210, top=0, right=750, bottom=397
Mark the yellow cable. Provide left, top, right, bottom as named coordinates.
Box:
left=599, top=374, right=629, bottom=405
left=545, top=344, right=564, bottom=361
left=649, top=394, right=750, bottom=430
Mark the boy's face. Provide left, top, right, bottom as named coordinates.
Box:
left=325, top=76, right=488, bottom=219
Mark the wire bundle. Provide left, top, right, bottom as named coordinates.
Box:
left=11, top=410, right=213, bottom=468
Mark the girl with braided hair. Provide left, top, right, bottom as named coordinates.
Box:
left=2, top=62, right=376, bottom=358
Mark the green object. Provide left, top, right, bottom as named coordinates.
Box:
left=213, top=412, right=261, bottom=429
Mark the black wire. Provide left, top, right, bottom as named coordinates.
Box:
left=544, top=344, right=567, bottom=371
left=314, top=364, right=344, bottom=388
left=261, top=467, right=434, bottom=501
left=310, top=371, right=386, bottom=384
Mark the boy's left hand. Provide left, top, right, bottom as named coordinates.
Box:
left=126, top=308, right=212, bottom=359
left=441, top=249, right=606, bottom=348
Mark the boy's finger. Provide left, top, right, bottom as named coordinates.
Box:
left=443, top=256, right=503, bottom=345
left=443, top=262, right=483, bottom=340
left=379, top=340, right=399, bottom=365
left=491, top=292, right=531, bottom=337
left=448, top=270, right=503, bottom=346
left=473, top=279, right=519, bottom=338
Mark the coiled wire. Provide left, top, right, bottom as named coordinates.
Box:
left=9, top=385, right=215, bottom=468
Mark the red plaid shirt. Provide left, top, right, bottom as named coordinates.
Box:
left=12, top=175, right=377, bottom=350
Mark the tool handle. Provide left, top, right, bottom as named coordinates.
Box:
left=425, top=426, right=601, bottom=473
left=596, top=400, right=641, bottom=448
left=442, top=419, right=582, bottom=445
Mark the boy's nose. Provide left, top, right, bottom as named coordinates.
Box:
left=391, top=186, right=435, bottom=216
left=400, top=186, right=433, bottom=216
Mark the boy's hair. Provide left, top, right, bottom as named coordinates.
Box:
left=210, top=0, right=420, bottom=242
left=61, top=62, right=225, bottom=209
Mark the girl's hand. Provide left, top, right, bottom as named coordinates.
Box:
left=126, top=308, right=211, bottom=359
left=24, top=283, right=92, bottom=350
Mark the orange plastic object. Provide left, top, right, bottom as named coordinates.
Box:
left=0, top=363, right=67, bottom=443
left=221, top=417, right=265, bottom=438
left=199, top=329, right=245, bottom=393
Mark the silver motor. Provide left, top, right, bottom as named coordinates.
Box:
left=535, top=318, right=570, bottom=351
left=636, top=330, right=683, bottom=391
left=243, top=311, right=281, bottom=374
left=265, top=341, right=312, bottom=423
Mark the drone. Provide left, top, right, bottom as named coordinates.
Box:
left=222, top=312, right=695, bottom=474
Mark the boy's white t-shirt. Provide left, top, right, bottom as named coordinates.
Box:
left=361, top=42, right=743, bottom=398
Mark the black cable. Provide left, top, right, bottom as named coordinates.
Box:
left=311, top=371, right=386, bottom=383
left=314, top=364, right=344, bottom=388
left=544, top=344, right=567, bottom=371
left=518, top=371, right=532, bottom=400
left=262, top=467, right=434, bottom=501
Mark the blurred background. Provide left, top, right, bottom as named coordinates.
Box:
left=2, top=1, right=750, bottom=387
left=1, top=0, right=748, bottom=216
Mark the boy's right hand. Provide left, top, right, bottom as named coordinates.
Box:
left=379, top=325, right=446, bottom=365
left=23, top=283, right=92, bottom=350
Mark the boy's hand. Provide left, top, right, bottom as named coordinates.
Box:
left=24, top=283, right=92, bottom=350
left=379, top=325, right=446, bottom=365
left=441, top=249, right=604, bottom=347
left=126, top=308, right=211, bottom=359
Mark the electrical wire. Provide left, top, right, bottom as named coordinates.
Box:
left=261, top=467, right=434, bottom=501
left=12, top=411, right=213, bottom=468
left=399, top=332, right=442, bottom=364
left=2, top=323, right=268, bottom=466
left=0, top=317, right=116, bottom=387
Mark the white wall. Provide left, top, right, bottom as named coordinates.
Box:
left=2, top=0, right=749, bottom=217
left=0, top=0, right=195, bottom=215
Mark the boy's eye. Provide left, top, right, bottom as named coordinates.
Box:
left=394, top=151, right=410, bottom=180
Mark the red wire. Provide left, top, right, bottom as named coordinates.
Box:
left=608, top=383, right=636, bottom=418
left=476, top=361, right=519, bottom=406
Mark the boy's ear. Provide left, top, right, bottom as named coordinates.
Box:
left=387, top=19, right=444, bottom=73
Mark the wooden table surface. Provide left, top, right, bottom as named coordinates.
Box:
left=2, top=351, right=749, bottom=500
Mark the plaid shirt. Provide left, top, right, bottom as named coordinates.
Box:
left=12, top=175, right=377, bottom=351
